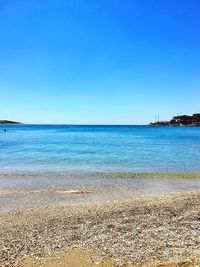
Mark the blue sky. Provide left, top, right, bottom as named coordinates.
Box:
left=0, top=0, right=200, bottom=124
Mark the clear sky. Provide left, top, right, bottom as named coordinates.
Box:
left=0, top=0, right=200, bottom=124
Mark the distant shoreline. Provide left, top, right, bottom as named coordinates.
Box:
left=1, top=113, right=200, bottom=127
left=0, top=120, right=22, bottom=125
left=149, top=113, right=200, bottom=126
left=0, top=123, right=200, bottom=126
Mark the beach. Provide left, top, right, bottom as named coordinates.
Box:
left=1, top=0, right=200, bottom=263
left=1, top=191, right=200, bottom=266
left=0, top=125, right=200, bottom=266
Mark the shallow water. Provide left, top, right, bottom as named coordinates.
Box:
left=0, top=172, right=200, bottom=212
left=0, top=125, right=200, bottom=211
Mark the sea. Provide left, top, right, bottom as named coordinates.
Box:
left=0, top=125, right=200, bottom=211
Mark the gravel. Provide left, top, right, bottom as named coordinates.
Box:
left=0, top=191, right=200, bottom=266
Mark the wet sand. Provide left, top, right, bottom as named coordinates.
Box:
left=0, top=191, right=200, bottom=266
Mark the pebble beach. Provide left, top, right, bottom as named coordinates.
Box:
left=1, top=125, right=200, bottom=266
left=1, top=191, right=200, bottom=266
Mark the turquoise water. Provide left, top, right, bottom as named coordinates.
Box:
left=0, top=125, right=200, bottom=210
left=0, top=125, right=200, bottom=173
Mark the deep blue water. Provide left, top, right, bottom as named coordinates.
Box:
left=0, top=125, right=199, bottom=173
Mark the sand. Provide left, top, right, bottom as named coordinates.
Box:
left=0, top=191, right=200, bottom=266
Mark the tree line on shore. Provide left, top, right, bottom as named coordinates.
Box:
left=149, top=113, right=200, bottom=126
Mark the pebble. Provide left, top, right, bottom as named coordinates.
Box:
left=0, top=192, right=200, bottom=266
